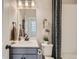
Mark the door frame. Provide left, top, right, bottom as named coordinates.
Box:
left=52, top=0, right=62, bottom=59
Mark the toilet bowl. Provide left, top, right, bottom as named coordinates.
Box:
left=41, top=43, right=54, bottom=59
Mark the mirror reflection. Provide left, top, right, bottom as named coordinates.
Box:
left=17, top=0, right=37, bottom=38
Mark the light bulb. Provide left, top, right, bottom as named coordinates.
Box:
left=18, top=1, right=22, bottom=6
left=25, top=1, right=28, bottom=6
left=31, top=1, right=35, bottom=7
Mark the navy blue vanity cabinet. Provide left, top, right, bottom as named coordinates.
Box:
left=24, top=55, right=37, bottom=59
left=10, top=55, right=23, bottom=59
left=9, top=47, right=41, bottom=59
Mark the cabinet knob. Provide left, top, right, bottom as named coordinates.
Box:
left=21, top=57, right=23, bottom=59
left=21, top=57, right=26, bottom=59
left=24, top=57, right=26, bottom=59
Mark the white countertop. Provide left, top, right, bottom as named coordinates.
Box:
left=9, top=40, right=39, bottom=48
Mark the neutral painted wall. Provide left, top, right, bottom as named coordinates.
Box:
left=36, top=0, right=52, bottom=43
left=62, top=0, right=77, bottom=4
left=2, top=0, right=17, bottom=59
left=61, top=4, right=77, bottom=59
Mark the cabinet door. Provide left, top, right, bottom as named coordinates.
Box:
left=10, top=55, right=24, bottom=59
left=24, top=55, right=37, bottom=59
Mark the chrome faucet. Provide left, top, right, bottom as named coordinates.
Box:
left=25, top=34, right=29, bottom=41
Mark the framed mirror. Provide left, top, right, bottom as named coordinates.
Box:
left=17, top=0, right=37, bottom=37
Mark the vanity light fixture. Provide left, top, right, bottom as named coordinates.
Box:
left=31, top=1, right=35, bottom=7
left=18, top=0, right=22, bottom=7
left=18, top=0, right=35, bottom=9
left=25, top=0, right=29, bottom=7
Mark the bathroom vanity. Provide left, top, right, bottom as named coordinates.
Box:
left=9, top=40, right=42, bottom=59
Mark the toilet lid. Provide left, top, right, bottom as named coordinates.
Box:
left=45, top=56, right=54, bottom=59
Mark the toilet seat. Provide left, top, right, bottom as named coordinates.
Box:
left=45, top=56, right=54, bottom=59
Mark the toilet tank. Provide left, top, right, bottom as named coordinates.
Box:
left=42, top=44, right=53, bottom=57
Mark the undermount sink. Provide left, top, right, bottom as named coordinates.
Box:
left=10, top=39, right=39, bottom=48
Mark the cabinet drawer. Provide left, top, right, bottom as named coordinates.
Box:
left=10, top=48, right=37, bottom=54
left=10, top=55, right=23, bottom=59
left=24, top=55, right=37, bottom=59
left=10, top=55, right=37, bottom=59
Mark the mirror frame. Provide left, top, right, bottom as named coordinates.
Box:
left=52, top=0, right=62, bottom=59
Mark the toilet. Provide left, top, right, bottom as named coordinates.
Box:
left=41, top=43, right=54, bottom=59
